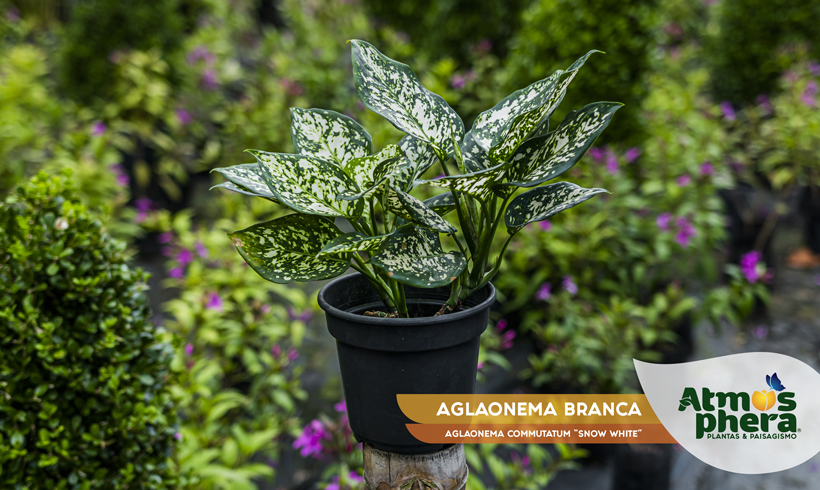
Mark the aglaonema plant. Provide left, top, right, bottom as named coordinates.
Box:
left=212, top=40, right=620, bottom=318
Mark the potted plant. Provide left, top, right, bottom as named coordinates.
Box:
left=212, top=40, right=620, bottom=455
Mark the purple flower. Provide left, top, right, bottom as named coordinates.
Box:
left=168, top=267, right=184, bottom=279
left=810, top=60, right=820, bottom=77
left=674, top=217, right=696, bottom=247
left=477, top=361, right=485, bottom=370
left=605, top=151, right=619, bottom=174
left=91, top=121, right=106, bottom=136
left=206, top=292, right=224, bottom=312
left=6, top=7, right=20, bottom=22
left=539, top=220, right=552, bottom=232
left=349, top=472, right=363, bottom=483
left=174, top=432, right=182, bottom=440
left=195, top=241, right=208, bottom=258
left=184, top=343, right=194, bottom=357
left=522, top=455, right=531, bottom=467
left=261, top=304, right=271, bottom=314
left=201, top=69, right=219, bottom=90
left=625, top=147, right=641, bottom=163
left=535, top=283, right=551, bottom=301
left=289, top=307, right=313, bottom=322
left=288, top=349, right=299, bottom=362
left=752, top=326, right=768, bottom=339
left=281, top=78, right=303, bottom=97
left=161, top=246, right=174, bottom=257
left=157, top=232, right=174, bottom=244
left=700, top=162, right=714, bottom=176
left=588, top=147, right=604, bottom=162
left=676, top=174, right=691, bottom=187
left=135, top=197, right=153, bottom=212
left=176, top=248, right=194, bottom=266
left=450, top=74, right=466, bottom=89
left=801, top=81, right=818, bottom=107
left=293, top=419, right=330, bottom=458
left=562, top=275, right=578, bottom=295
left=740, top=251, right=762, bottom=282
left=756, top=94, right=773, bottom=115
left=326, top=481, right=340, bottom=490
left=271, top=344, right=282, bottom=358
left=476, top=38, right=492, bottom=52
left=496, top=319, right=508, bottom=331
left=334, top=401, right=347, bottom=413
left=176, top=108, right=193, bottom=125
left=112, top=164, right=129, bottom=187
left=187, top=46, right=216, bottom=65
left=720, top=101, right=736, bottom=121
left=501, top=330, right=516, bottom=349
left=657, top=213, right=672, bottom=231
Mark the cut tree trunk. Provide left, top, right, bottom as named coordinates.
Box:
left=363, top=443, right=468, bottom=490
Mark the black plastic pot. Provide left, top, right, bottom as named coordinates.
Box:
left=318, top=273, right=495, bottom=455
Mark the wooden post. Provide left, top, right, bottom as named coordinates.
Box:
left=363, top=443, right=469, bottom=490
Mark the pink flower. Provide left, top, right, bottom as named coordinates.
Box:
left=752, top=325, right=768, bottom=339
left=281, top=78, right=303, bottom=97
left=588, top=147, right=604, bottom=162
left=740, top=251, right=762, bottom=282
left=700, top=162, right=714, bottom=176
left=349, top=472, right=363, bottom=483
left=271, top=344, right=282, bottom=358
left=624, top=147, right=641, bottom=163
left=174, top=432, right=182, bottom=440
left=184, top=343, right=194, bottom=356
left=756, top=94, right=773, bottom=115
left=720, top=101, right=736, bottom=121
left=261, top=304, right=271, bottom=314
left=157, top=232, right=174, bottom=244
left=6, top=7, right=20, bottom=21
left=293, top=420, right=331, bottom=458
left=168, top=267, right=184, bottom=279
left=176, top=108, right=193, bottom=125
left=605, top=150, right=619, bottom=174
left=676, top=175, right=691, bottom=187
left=289, top=308, right=313, bottom=322
left=674, top=217, right=696, bottom=247
left=112, top=164, right=130, bottom=188
left=134, top=197, right=153, bottom=222
left=501, top=330, right=516, bottom=349
left=91, top=121, right=106, bottom=136
left=187, top=46, right=216, bottom=65
left=201, top=69, right=219, bottom=90
left=801, top=81, right=818, bottom=107
left=288, top=348, right=299, bottom=361
left=206, top=292, right=224, bottom=312
left=334, top=401, right=347, bottom=413
left=476, top=38, right=492, bottom=52
left=657, top=213, right=672, bottom=231
left=195, top=241, right=208, bottom=258
left=539, top=220, right=552, bottom=232
left=176, top=248, right=194, bottom=266
left=562, top=275, right=578, bottom=295
left=535, top=283, right=551, bottom=301
left=496, top=319, right=508, bottom=331
left=477, top=361, right=485, bottom=370
left=810, top=61, right=820, bottom=77
left=450, top=74, right=466, bottom=89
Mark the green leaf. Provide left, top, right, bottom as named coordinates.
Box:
left=504, top=102, right=623, bottom=187
left=350, top=40, right=464, bottom=156
left=461, top=131, right=492, bottom=173
left=420, top=164, right=507, bottom=202
left=422, top=193, right=457, bottom=216
left=386, top=185, right=456, bottom=234
left=290, top=108, right=372, bottom=166
left=371, top=224, right=466, bottom=287
left=389, top=135, right=440, bottom=192
left=318, top=231, right=393, bottom=255
left=228, top=214, right=350, bottom=283
left=489, top=50, right=601, bottom=162
left=211, top=163, right=279, bottom=201
left=341, top=144, right=403, bottom=198
left=505, top=182, right=609, bottom=234
left=249, top=150, right=363, bottom=219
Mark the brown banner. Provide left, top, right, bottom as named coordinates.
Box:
left=406, top=424, right=677, bottom=444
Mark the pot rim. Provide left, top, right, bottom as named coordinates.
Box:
left=317, top=273, right=496, bottom=326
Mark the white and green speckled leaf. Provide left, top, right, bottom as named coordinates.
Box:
left=504, top=102, right=622, bottom=187
left=343, top=144, right=403, bottom=192
left=210, top=181, right=278, bottom=201
left=489, top=51, right=600, bottom=163
left=505, top=182, right=609, bottom=234
left=388, top=135, right=439, bottom=193
left=461, top=131, right=492, bottom=173
left=290, top=108, right=372, bottom=166
left=211, top=163, right=279, bottom=201
left=419, top=164, right=507, bottom=202
left=350, top=40, right=464, bottom=156
left=318, top=231, right=393, bottom=255
left=422, top=193, right=457, bottom=216
left=370, top=224, right=466, bottom=288
left=386, top=184, right=456, bottom=234
left=249, top=150, right=363, bottom=219
left=229, top=214, right=350, bottom=283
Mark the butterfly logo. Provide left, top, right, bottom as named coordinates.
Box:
left=753, top=373, right=786, bottom=411
left=767, top=373, right=786, bottom=392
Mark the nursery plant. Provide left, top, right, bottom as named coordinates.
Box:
left=213, top=40, right=620, bottom=317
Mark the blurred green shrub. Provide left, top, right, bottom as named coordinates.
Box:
left=59, top=0, right=185, bottom=103
left=706, top=0, right=820, bottom=105
left=0, top=171, right=178, bottom=488
left=506, top=0, right=659, bottom=144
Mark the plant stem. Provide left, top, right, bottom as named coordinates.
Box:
left=370, top=199, right=380, bottom=236
left=440, top=157, right=478, bottom=255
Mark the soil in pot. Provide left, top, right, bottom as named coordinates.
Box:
left=319, top=273, right=495, bottom=455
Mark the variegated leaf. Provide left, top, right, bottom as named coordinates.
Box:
left=371, top=224, right=466, bottom=288
left=249, top=150, right=363, bottom=219
left=386, top=184, right=456, bottom=234
left=461, top=131, right=492, bottom=173
left=290, top=108, right=372, bottom=166
left=318, top=231, right=393, bottom=255
left=505, top=182, right=608, bottom=234
left=211, top=163, right=279, bottom=200
left=489, top=51, right=600, bottom=163
left=229, top=214, right=350, bottom=283
left=420, top=164, right=507, bottom=202
left=388, top=135, right=441, bottom=192
left=343, top=144, right=403, bottom=192
left=210, top=181, right=277, bottom=201
left=422, top=193, right=457, bottom=216
left=350, top=40, right=464, bottom=156
left=504, top=102, right=622, bottom=187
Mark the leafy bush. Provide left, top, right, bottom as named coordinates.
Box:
left=506, top=0, right=659, bottom=144
left=59, top=0, right=185, bottom=103
left=0, top=171, right=178, bottom=488
left=706, top=0, right=820, bottom=105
